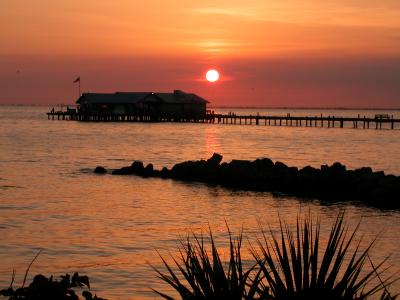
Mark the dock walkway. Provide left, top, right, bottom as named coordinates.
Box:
left=47, top=111, right=400, bottom=129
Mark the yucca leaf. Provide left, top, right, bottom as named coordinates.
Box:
left=154, top=212, right=396, bottom=300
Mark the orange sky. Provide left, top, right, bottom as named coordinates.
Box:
left=1, top=0, right=400, bottom=107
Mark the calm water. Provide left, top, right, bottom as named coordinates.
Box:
left=1, top=106, right=400, bottom=299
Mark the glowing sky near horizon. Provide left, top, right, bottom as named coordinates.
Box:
left=1, top=0, right=400, bottom=107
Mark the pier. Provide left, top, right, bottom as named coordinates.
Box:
left=47, top=111, right=400, bottom=130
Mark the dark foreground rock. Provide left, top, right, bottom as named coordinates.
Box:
left=97, top=153, right=400, bottom=209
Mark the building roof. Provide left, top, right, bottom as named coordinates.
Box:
left=76, top=90, right=209, bottom=105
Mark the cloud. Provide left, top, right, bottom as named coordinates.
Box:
left=188, top=7, right=261, bottom=20
left=187, top=2, right=400, bottom=27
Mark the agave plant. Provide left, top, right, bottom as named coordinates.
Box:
left=251, top=212, right=394, bottom=300
left=153, top=228, right=267, bottom=300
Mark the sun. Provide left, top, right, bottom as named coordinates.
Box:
left=206, top=69, right=219, bottom=82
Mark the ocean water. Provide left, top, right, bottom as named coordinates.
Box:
left=0, top=105, right=400, bottom=299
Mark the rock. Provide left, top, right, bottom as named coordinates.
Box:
left=229, top=159, right=254, bottom=171
left=30, top=274, right=48, bottom=289
left=106, top=154, right=400, bottom=209
left=331, top=162, right=346, bottom=172
left=218, top=160, right=258, bottom=188
left=94, top=166, right=107, bottom=174
left=270, top=161, right=295, bottom=191
left=274, top=161, right=288, bottom=170
left=131, top=161, right=145, bottom=174
left=112, top=166, right=133, bottom=175
left=171, top=160, right=213, bottom=182
left=373, top=170, right=385, bottom=177
left=321, top=162, right=346, bottom=179
left=171, top=160, right=196, bottom=179
left=253, top=158, right=274, bottom=172
left=160, top=167, right=170, bottom=178
left=297, top=166, right=321, bottom=196
left=272, top=162, right=290, bottom=180
left=319, top=162, right=350, bottom=198
left=299, top=165, right=320, bottom=177
left=143, top=163, right=154, bottom=177
left=207, top=153, right=223, bottom=167
left=354, top=167, right=373, bottom=177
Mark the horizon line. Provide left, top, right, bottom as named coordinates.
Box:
left=210, top=106, right=400, bottom=111
left=1, top=103, right=400, bottom=111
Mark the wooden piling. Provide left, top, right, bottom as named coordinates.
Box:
left=45, top=111, right=399, bottom=131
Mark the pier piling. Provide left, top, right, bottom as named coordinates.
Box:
left=46, top=111, right=399, bottom=130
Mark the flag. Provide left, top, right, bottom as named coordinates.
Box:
left=73, top=76, right=80, bottom=83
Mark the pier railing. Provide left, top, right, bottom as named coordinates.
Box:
left=46, top=111, right=400, bottom=129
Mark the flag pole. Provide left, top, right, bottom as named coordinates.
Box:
left=73, top=76, right=81, bottom=98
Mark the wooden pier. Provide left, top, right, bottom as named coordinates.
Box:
left=47, top=111, right=400, bottom=130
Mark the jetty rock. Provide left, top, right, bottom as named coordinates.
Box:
left=219, top=159, right=264, bottom=188
left=207, top=152, right=223, bottom=167
left=171, top=153, right=224, bottom=182
left=171, top=160, right=211, bottom=181
left=160, top=167, right=171, bottom=178
left=131, top=161, right=145, bottom=174
left=112, top=160, right=145, bottom=176
left=112, top=166, right=134, bottom=175
left=94, top=166, right=107, bottom=174
left=105, top=153, right=400, bottom=209
left=143, top=163, right=154, bottom=177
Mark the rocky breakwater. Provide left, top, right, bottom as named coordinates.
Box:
left=94, top=153, right=400, bottom=208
